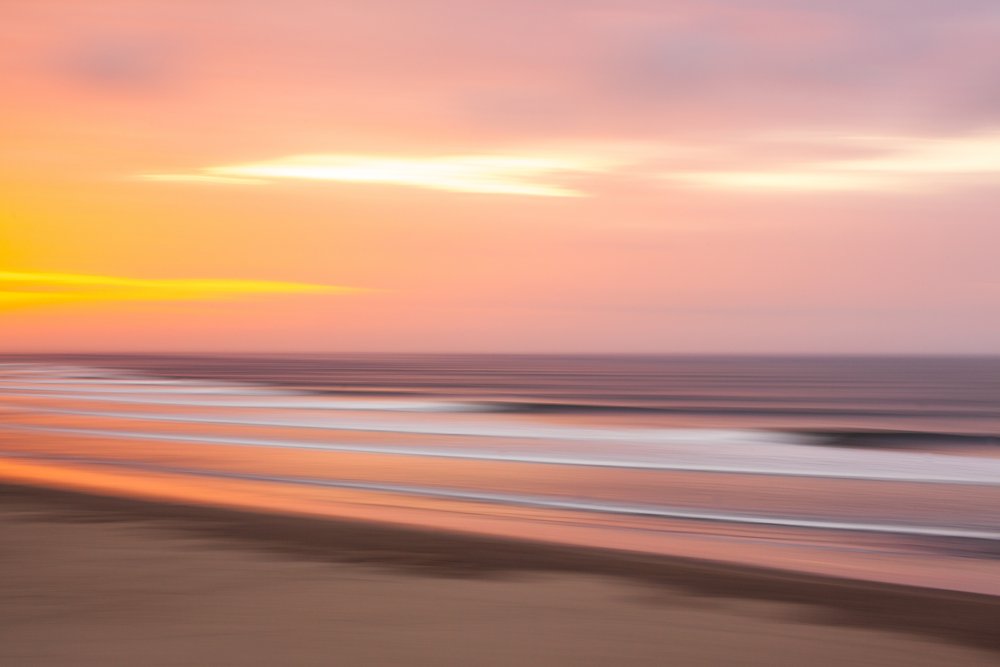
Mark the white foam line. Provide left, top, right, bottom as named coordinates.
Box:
left=0, top=391, right=490, bottom=412
left=2, top=449, right=999, bottom=541
left=4, top=423, right=1000, bottom=486
left=0, top=365, right=256, bottom=388
left=0, top=379, right=216, bottom=386
left=7, top=405, right=814, bottom=444
left=0, top=386, right=290, bottom=397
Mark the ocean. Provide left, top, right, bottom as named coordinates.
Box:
left=2, top=354, right=999, bottom=594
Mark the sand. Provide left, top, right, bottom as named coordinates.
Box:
left=2, top=484, right=998, bottom=666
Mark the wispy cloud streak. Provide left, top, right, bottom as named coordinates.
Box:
left=660, top=132, right=1000, bottom=192
left=141, top=131, right=1000, bottom=197
left=144, top=153, right=613, bottom=197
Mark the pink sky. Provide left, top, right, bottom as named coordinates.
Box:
left=2, top=0, right=999, bottom=353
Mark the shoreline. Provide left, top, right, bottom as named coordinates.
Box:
left=3, top=481, right=999, bottom=659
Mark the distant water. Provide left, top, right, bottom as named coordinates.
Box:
left=2, top=354, right=999, bottom=594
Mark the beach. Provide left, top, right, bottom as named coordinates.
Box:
left=3, top=482, right=999, bottom=667
left=4, top=357, right=1000, bottom=665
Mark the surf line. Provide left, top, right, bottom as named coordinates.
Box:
left=2, top=449, right=1000, bottom=542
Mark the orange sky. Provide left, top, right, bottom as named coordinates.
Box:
left=3, top=0, right=1000, bottom=353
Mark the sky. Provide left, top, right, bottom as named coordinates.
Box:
left=2, top=0, right=1000, bottom=354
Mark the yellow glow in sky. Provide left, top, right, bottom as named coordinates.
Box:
left=145, top=154, right=608, bottom=197
left=0, top=271, right=359, bottom=309
left=138, top=174, right=265, bottom=185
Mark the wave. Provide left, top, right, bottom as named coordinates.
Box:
left=0, top=390, right=494, bottom=412
left=803, top=429, right=1000, bottom=447
left=0, top=385, right=291, bottom=397
left=5, top=422, right=1000, bottom=485
left=3, top=364, right=998, bottom=450
left=4, top=364, right=999, bottom=430
left=4, top=449, right=1000, bottom=542
left=480, top=400, right=1000, bottom=420
left=15, top=405, right=823, bottom=444
left=18, top=390, right=999, bottom=419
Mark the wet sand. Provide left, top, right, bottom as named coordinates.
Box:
left=2, top=483, right=998, bottom=666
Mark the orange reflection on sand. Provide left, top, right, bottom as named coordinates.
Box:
left=6, top=455, right=1000, bottom=596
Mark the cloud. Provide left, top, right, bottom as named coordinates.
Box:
left=140, top=131, right=1000, bottom=196
left=142, top=131, right=1000, bottom=196
left=0, top=271, right=360, bottom=309
left=658, top=131, right=1000, bottom=192
left=822, top=133, right=1000, bottom=174
left=144, top=153, right=614, bottom=197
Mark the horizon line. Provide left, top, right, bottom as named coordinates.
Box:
left=2, top=350, right=1000, bottom=359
